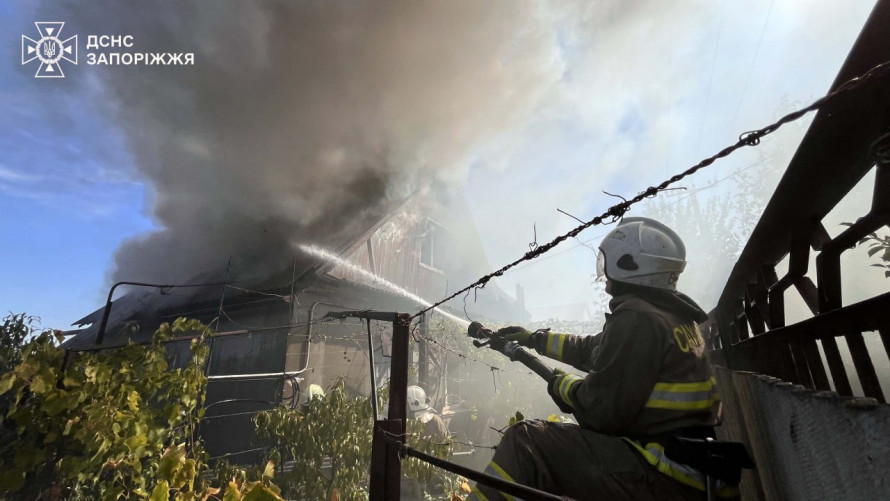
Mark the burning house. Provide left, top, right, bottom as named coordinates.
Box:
left=62, top=186, right=528, bottom=461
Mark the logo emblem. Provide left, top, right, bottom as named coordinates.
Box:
left=22, top=22, right=78, bottom=78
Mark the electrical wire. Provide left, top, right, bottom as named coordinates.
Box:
left=729, top=0, right=776, bottom=133
left=225, top=284, right=291, bottom=299
left=380, top=428, right=497, bottom=451
left=216, top=307, right=338, bottom=333
left=208, top=447, right=267, bottom=461
left=694, top=0, right=727, bottom=159
left=510, top=157, right=769, bottom=277
left=409, top=58, right=890, bottom=323
left=201, top=409, right=272, bottom=421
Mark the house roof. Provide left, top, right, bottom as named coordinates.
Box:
left=63, top=185, right=524, bottom=349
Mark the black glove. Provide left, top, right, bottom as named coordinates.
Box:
left=467, top=321, right=490, bottom=339
left=494, top=326, right=534, bottom=347
left=547, top=368, right=581, bottom=414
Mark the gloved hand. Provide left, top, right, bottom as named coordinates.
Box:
left=547, top=368, right=582, bottom=414
left=467, top=321, right=489, bottom=339
left=494, top=326, right=534, bottom=347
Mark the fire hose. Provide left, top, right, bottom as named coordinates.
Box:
left=467, top=322, right=556, bottom=381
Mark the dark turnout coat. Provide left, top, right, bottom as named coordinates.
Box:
left=469, top=287, right=729, bottom=501
left=531, top=288, right=721, bottom=438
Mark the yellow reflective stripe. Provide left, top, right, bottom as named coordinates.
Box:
left=652, top=377, right=716, bottom=393
left=645, top=397, right=720, bottom=411
left=546, top=333, right=567, bottom=360
left=558, top=375, right=580, bottom=404
left=646, top=378, right=720, bottom=410
left=486, top=461, right=515, bottom=482
left=482, top=461, right=517, bottom=501
left=622, top=438, right=706, bottom=491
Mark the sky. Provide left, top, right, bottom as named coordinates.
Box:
left=0, top=0, right=883, bottom=331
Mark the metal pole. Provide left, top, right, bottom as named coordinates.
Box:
left=366, top=318, right=379, bottom=420
left=419, top=312, right=429, bottom=390
left=398, top=443, right=570, bottom=501
left=94, top=282, right=125, bottom=346
left=370, top=313, right=410, bottom=501
left=389, top=313, right=410, bottom=421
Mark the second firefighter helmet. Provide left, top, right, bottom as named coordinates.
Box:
left=407, top=385, right=430, bottom=412
left=596, top=217, right=686, bottom=291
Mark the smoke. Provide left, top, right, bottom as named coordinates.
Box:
left=462, top=0, right=876, bottom=319
left=25, top=0, right=876, bottom=323
left=48, top=0, right=568, bottom=283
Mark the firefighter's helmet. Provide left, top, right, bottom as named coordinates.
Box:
left=596, top=217, right=686, bottom=291
left=407, top=385, right=430, bottom=412
left=307, top=384, right=326, bottom=401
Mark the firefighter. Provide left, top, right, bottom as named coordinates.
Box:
left=404, top=385, right=453, bottom=500
left=407, top=385, right=451, bottom=444
left=468, top=217, right=729, bottom=501
left=306, top=383, right=326, bottom=402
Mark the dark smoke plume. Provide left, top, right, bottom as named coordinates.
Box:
left=48, top=0, right=565, bottom=284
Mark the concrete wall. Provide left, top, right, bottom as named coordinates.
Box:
left=714, top=366, right=890, bottom=500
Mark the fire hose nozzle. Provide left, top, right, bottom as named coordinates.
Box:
left=467, top=322, right=555, bottom=380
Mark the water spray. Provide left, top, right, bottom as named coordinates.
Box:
left=298, top=243, right=471, bottom=330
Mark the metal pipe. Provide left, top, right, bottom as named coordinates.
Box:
left=72, top=327, right=270, bottom=354
left=94, top=280, right=227, bottom=345
left=366, top=318, right=380, bottom=420
left=300, top=301, right=362, bottom=379
left=399, top=443, right=569, bottom=501
left=207, top=371, right=306, bottom=380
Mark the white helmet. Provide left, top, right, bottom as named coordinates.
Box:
left=307, top=384, right=326, bottom=402
left=596, top=217, right=686, bottom=291
left=406, top=385, right=430, bottom=412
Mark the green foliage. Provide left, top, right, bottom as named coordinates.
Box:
left=0, top=317, right=282, bottom=501
left=507, top=411, right=524, bottom=426
left=253, top=379, right=462, bottom=500
left=208, top=460, right=282, bottom=501
left=843, top=222, right=890, bottom=278
left=402, top=417, right=462, bottom=499
left=0, top=313, right=40, bottom=374
left=253, top=379, right=375, bottom=501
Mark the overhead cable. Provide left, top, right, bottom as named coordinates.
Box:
left=409, top=59, right=890, bottom=322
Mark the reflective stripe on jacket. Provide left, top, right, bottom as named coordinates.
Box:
left=623, top=438, right=740, bottom=498
left=531, top=291, right=721, bottom=437
left=528, top=286, right=724, bottom=493
left=645, top=377, right=721, bottom=412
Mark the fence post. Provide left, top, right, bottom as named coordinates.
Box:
left=370, top=313, right=410, bottom=501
